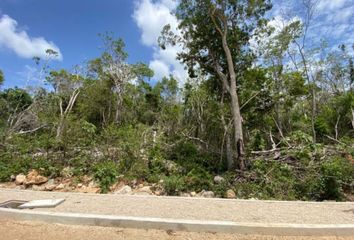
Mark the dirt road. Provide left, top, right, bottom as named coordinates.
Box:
left=0, top=220, right=352, bottom=240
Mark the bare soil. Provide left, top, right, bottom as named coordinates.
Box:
left=0, top=220, right=352, bottom=240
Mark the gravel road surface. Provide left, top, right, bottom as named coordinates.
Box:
left=0, top=189, right=353, bottom=225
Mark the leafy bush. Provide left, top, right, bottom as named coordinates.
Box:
left=287, top=131, right=313, bottom=146
left=163, top=175, right=185, bottom=195
left=241, top=160, right=297, bottom=200
left=318, top=157, right=354, bottom=200
left=170, top=142, right=199, bottom=164
left=249, top=129, right=266, bottom=151
left=101, top=124, right=144, bottom=164
left=315, top=117, right=330, bottom=138
left=31, top=157, right=61, bottom=177
left=169, top=141, right=217, bottom=172
left=93, top=161, right=118, bottom=193
left=67, top=154, right=92, bottom=176
left=0, top=160, right=12, bottom=182
left=127, top=161, right=150, bottom=180
left=66, top=119, right=97, bottom=146
left=183, top=167, right=212, bottom=192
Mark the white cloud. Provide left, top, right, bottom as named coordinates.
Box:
left=149, top=59, right=170, bottom=80
left=318, top=0, right=346, bottom=11
left=133, top=0, right=188, bottom=86
left=250, top=15, right=301, bottom=57
left=160, top=0, right=178, bottom=10
left=133, top=0, right=179, bottom=47
left=0, top=15, right=62, bottom=60
left=270, top=0, right=354, bottom=48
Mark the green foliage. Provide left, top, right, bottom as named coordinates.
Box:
left=0, top=151, right=60, bottom=181
left=163, top=175, right=186, bottom=195
left=0, top=161, right=10, bottom=182
left=284, top=72, right=308, bottom=97
left=315, top=117, right=330, bottom=137
left=127, top=161, right=150, bottom=180
left=0, top=69, right=4, bottom=87
left=249, top=129, right=266, bottom=151
left=184, top=167, right=212, bottom=192
left=319, top=157, right=354, bottom=200
left=67, top=154, right=93, bottom=177
left=93, top=161, right=118, bottom=193
left=0, top=87, right=32, bottom=113
left=102, top=125, right=145, bottom=178
left=65, top=119, right=97, bottom=146
left=77, top=79, right=114, bottom=126
left=212, top=173, right=233, bottom=197
left=287, top=131, right=313, bottom=146
left=248, top=160, right=297, bottom=200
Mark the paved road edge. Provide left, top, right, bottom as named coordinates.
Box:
left=1, top=208, right=353, bottom=236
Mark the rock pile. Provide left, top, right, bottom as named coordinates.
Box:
left=5, top=170, right=237, bottom=200
left=15, top=170, right=48, bottom=186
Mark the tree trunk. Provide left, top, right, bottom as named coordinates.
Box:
left=210, top=10, right=245, bottom=170
left=56, top=90, right=80, bottom=141
left=220, top=99, right=233, bottom=170
left=230, top=90, right=245, bottom=169
left=221, top=34, right=245, bottom=170
left=225, top=131, right=233, bottom=170
left=351, top=108, right=354, bottom=130
left=335, top=114, right=340, bottom=140
left=56, top=116, right=65, bottom=141
left=115, top=94, right=121, bottom=123
left=311, top=87, right=316, bottom=143
left=56, top=99, right=64, bottom=141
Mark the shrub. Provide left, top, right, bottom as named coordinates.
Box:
left=170, top=142, right=199, bottom=165
left=287, top=131, right=313, bottom=146
left=67, top=154, right=92, bottom=176
left=127, top=161, right=150, bottom=180
left=249, top=129, right=266, bottom=151
left=169, top=141, right=217, bottom=172
left=318, top=157, right=354, bottom=200
left=183, top=167, right=212, bottom=192
left=0, top=160, right=11, bottom=182
left=249, top=160, right=297, bottom=200
left=315, top=117, right=330, bottom=138
left=163, top=175, right=185, bottom=195
left=31, top=157, right=60, bottom=177
left=294, top=167, right=323, bottom=200
left=0, top=153, right=31, bottom=181
left=93, top=161, right=118, bottom=193
left=66, top=119, right=97, bottom=147
left=212, top=172, right=234, bottom=197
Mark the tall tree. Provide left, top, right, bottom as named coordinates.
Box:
left=257, top=18, right=302, bottom=137
left=289, top=0, right=319, bottom=143
left=46, top=70, right=82, bottom=141
left=160, top=0, right=271, bottom=169
left=98, top=33, right=153, bottom=124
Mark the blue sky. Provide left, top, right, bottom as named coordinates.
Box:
left=0, top=0, right=154, bottom=88
left=0, top=0, right=353, bottom=89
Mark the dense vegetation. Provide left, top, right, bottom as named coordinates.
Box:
left=0, top=0, right=353, bottom=201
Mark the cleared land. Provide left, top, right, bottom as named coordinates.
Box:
left=0, top=220, right=353, bottom=240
